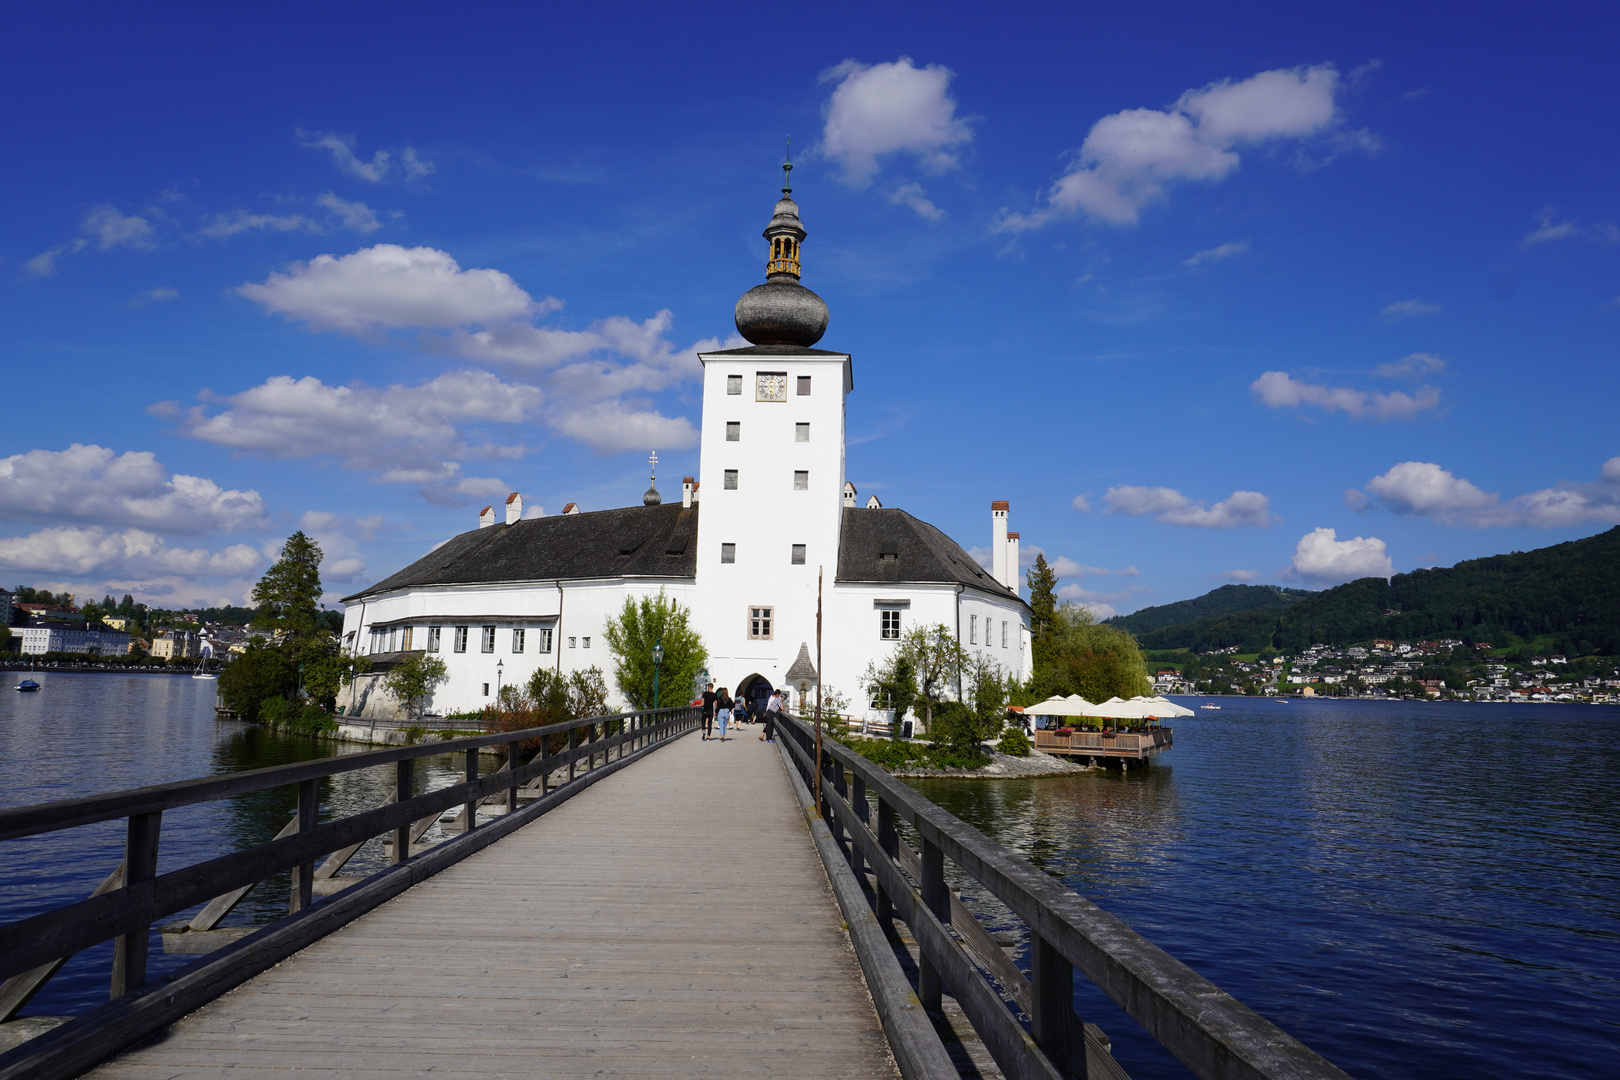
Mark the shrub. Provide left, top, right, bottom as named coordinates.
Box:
left=258, top=695, right=290, bottom=725
left=927, top=701, right=992, bottom=764
left=403, top=725, right=427, bottom=745
left=997, top=728, right=1032, bottom=757
left=285, top=705, right=337, bottom=736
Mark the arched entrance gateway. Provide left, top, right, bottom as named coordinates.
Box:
left=736, top=673, right=773, bottom=720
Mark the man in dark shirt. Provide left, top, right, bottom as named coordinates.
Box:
left=701, top=683, right=716, bottom=740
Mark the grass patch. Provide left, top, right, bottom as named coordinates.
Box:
left=842, top=736, right=991, bottom=772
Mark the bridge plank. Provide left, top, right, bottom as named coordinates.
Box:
left=86, top=731, right=900, bottom=1080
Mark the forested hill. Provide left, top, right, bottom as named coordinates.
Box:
left=1136, top=526, right=1620, bottom=657
left=1106, top=584, right=1313, bottom=636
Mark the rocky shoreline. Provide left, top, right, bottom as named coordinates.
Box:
left=892, top=747, right=1094, bottom=780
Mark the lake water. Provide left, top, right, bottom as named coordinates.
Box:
left=3, top=680, right=1617, bottom=1078
left=0, top=671, right=468, bottom=1019
left=911, top=697, right=1620, bottom=1080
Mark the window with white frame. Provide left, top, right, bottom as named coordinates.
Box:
left=726, top=421, right=740, bottom=441
left=569, top=636, right=577, bottom=649
left=791, top=544, right=806, bottom=565
left=513, top=628, right=525, bottom=653
left=721, top=543, right=735, bottom=563
left=427, top=626, right=441, bottom=652
left=1002, top=621, right=1008, bottom=648
left=793, top=470, right=808, bottom=490
left=724, top=469, right=738, bottom=490
left=454, top=626, right=469, bottom=653
left=795, top=422, right=809, bottom=442
left=582, top=636, right=591, bottom=649
left=880, top=609, right=902, bottom=640
left=749, top=606, right=773, bottom=639
left=969, top=614, right=978, bottom=644
left=537, top=628, right=553, bottom=653
left=481, top=626, right=496, bottom=653
left=726, top=374, right=742, bottom=395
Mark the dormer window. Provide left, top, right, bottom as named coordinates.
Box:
left=878, top=553, right=899, bottom=563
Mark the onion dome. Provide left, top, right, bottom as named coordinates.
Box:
left=734, top=160, right=829, bottom=348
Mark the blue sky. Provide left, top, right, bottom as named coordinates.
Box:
left=3, top=2, right=1617, bottom=616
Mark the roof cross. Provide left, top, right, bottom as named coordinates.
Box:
left=648, top=451, right=658, bottom=478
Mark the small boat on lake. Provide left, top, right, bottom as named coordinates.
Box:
left=15, top=679, right=41, bottom=692
left=1200, top=703, right=1221, bottom=710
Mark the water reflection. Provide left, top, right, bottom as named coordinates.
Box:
left=908, top=699, right=1620, bottom=1080
left=0, top=673, right=468, bottom=1018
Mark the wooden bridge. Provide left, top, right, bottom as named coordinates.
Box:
left=0, top=708, right=1351, bottom=1080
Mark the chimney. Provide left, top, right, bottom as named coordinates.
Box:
left=479, top=505, right=496, bottom=529
left=505, top=492, right=522, bottom=525
left=1006, top=532, right=1021, bottom=594
left=842, top=481, right=857, bottom=508
left=991, top=501, right=1009, bottom=588
left=562, top=502, right=580, bottom=516
left=682, top=477, right=694, bottom=508
left=691, top=481, right=700, bottom=504
left=866, top=494, right=882, bottom=509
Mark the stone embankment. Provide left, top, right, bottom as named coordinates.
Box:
left=892, top=748, right=1093, bottom=780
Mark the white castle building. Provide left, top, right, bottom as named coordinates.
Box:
left=340, top=170, right=1031, bottom=720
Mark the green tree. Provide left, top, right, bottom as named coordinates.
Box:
left=602, top=590, right=708, bottom=709
left=1031, top=603, right=1151, bottom=702
left=217, top=640, right=298, bottom=722
left=1027, top=553, right=1058, bottom=644
left=862, top=650, right=918, bottom=741
left=252, top=531, right=325, bottom=645
left=896, top=623, right=968, bottom=733
left=385, top=653, right=450, bottom=719
left=118, top=594, right=136, bottom=616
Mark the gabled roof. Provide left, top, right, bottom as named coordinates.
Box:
left=344, top=503, right=698, bottom=602
left=836, top=508, right=1027, bottom=608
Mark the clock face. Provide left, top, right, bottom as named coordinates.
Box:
left=756, top=372, right=788, bottom=402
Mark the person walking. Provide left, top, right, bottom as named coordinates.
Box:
left=701, top=682, right=716, bottom=740
left=760, top=689, right=781, bottom=742
left=715, top=687, right=734, bottom=742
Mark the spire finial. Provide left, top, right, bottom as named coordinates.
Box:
left=782, top=136, right=793, bottom=195
left=643, top=450, right=662, bottom=506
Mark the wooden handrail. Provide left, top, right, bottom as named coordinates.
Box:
left=774, top=711, right=1350, bottom=1080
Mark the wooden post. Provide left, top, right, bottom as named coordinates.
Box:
left=1033, top=932, right=1081, bottom=1077
left=507, top=740, right=521, bottom=810
left=919, top=835, right=947, bottom=1013
left=876, top=799, right=897, bottom=929
left=567, top=727, right=577, bottom=783
left=289, top=778, right=318, bottom=913
left=464, top=748, right=480, bottom=830
left=536, top=734, right=548, bottom=796
left=393, top=760, right=412, bottom=864
left=109, top=811, right=160, bottom=998
left=851, top=775, right=868, bottom=882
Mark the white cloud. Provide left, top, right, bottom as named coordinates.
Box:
left=819, top=58, right=971, bottom=186
left=24, top=204, right=156, bottom=275
left=0, top=444, right=267, bottom=534
left=1251, top=370, right=1441, bottom=420
left=999, top=65, right=1355, bottom=229
left=315, top=192, right=382, bottom=233
left=1050, top=556, right=1111, bottom=578
left=1522, top=207, right=1579, bottom=247
left=1289, top=527, right=1394, bottom=585
left=232, top=244, right=729, bottom=460
left=1217, top=569, right=1261, bottom=582
left=1117, top=565, right=1139, bottom=577
left=298, top=130, right=434, bottom=182
left=889, top=182, right=945, bottom=221
left=129, top=286, right=179, bottom=307
left=239, top=245, right=545, bottom=332
left=1184, top=241, right=1249, bottom=266
left=1354, top=458, right=1620, bottom=528
left=1103, top=485, right=1273, bottom=527
left=294, top=510, right=374, bottom=585
left=199, top=211, right=320, bottom=238
left=1056, top=583, right=1129, bottom=619
left=0, top=525, right=263, bottom=581
left=1071, top=494, right=1092, bottom=512
left=1372, top=352, right=1446, bottom=380
left=1379, top=299, right=1441, bottom=321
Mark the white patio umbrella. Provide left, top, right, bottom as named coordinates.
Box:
left=1027, top=695, right=1096, bottom=717
left=1147, top=696, right=1194, bottom=718
left=1085, top=699, right=1153, bottom=720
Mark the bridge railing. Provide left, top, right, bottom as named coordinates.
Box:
left=0, top=705, right=700, bottom=1080
left=774, top=710, right=1350, bottom=1080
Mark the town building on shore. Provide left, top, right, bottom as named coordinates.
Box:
left=20, top=622, right=131, bottom=656
left=339, top=172, right=1032, bottom=721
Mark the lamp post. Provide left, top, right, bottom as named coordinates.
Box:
left=651, top=639, right=665, bottom=709
left=496, top=658, right=503, bottom=704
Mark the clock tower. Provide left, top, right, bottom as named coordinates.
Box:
left=693, top=166, right=852, bottom=699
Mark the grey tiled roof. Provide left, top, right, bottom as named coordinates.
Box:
left=836, top=508, right=1025, bottom=606
left=343, top=504, right=699, bottom=601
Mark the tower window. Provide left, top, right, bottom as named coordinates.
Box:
left=726, top=422, right=739, bottom=441
left=791, top=544, right=806, bottom=565
left=726, top=374, right=742, bottom=395
left=749, top=606, right=773, bottom=640
left=880, top=609, right=901, bottom=640
left=1002, top=621, right=1008, bottom=648
left=725, top=469, right=738, bottom=490
left=969, top=614, right=978, bottom=645
left=721, top=543, right=736, bottom=564
left=795, top=422, right=809, bottom=442
left=793, top=470, right=808, bottom=490
left=797, top=376, right=811, bottom=396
